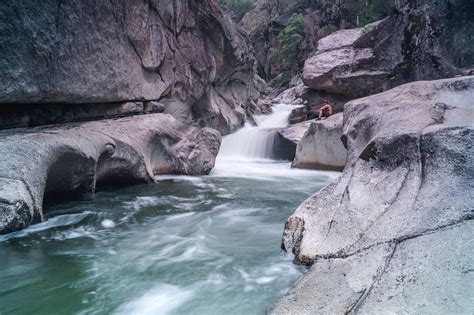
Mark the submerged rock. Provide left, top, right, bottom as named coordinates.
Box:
left=292, top=113, right=347, bottom=171
left=273, top=76, right=474, bottom=313
left=0, top=114, right=221, bottom=234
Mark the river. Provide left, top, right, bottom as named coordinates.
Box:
left=0, top=105, right=339, bottom=315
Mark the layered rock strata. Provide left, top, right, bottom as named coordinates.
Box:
left=0, top=101, right=166, bottom=129
left=0, top=114, right=221, bottom=234
left=273, top=76, right=474, bottom=313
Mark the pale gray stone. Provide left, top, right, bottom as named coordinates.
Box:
left=275, top=76, right=474, bottom=313
left=0, top=114, right=221, bottom=234
left=292, top=113, right=347, bottom=171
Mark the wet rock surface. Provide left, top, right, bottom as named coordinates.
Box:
left=273, top=76, right=474, bottom=313
left=0, top=114, right=221, bottom=234
left=292, top=113, right=347, bottom=171
left=0, top=0, right=258, bottom=134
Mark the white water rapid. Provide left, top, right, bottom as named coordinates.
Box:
left=218, top=103, right=296, bottom=161
left=0, top=103, right=340, bottom=315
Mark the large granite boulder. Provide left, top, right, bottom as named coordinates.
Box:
left=278, top=121, right=313, bottom=145
left=0, top=114, right=221, bottom=234
left=303, top=0, right=474, bottom=98
left=272, top=76, right=474, bottom=313
left=276, top=120, right=313, bottom=160
left=292, top=113, right=347, bottom=171
left=303, top=21, right=388, bottom=97
left=0, top=0, right=257, bottom=134
left=274, top=76, right=354, bottom=125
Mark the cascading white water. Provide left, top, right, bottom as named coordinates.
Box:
left=218, top=104, right=296, bottom=161
left=0, top=103, right=339, bottom=315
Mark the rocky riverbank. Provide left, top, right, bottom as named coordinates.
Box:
left=0, top=0, right=473, bottom=313
left=0, top=114, right=220, bottom=234
left=269, top=1, right=474, bottom=312
left=272, top=76, right=474, bottom=314
left=291, top=113, right=347, bottom=171
left=0, top=0, right=258, bottom=233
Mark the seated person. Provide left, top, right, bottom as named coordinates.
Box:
left=315, top=100, right=333, bottom=120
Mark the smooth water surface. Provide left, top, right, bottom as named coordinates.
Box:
left=0, top=104, right=339, bottom=314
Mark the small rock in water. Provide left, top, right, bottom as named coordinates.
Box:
left=101, top=219, right=116, bottom=229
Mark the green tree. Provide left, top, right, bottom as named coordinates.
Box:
left=218, top=0, right=256, bottom=22
left=277, top=13, right=305, bottom=76
left=342, top=0, right=392, bottom=26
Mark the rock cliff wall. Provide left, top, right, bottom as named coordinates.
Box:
left=0, top=0, right=258, bottom=134
left=303, top=0, right=474, bottom=98
left=240, top=0, right=400, bottom=82
left=274, top=0, right=473, bottom=123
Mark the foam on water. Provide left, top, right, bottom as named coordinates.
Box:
left=0, top=103, right=341, bottom=315
left=124, top=196, right=166, bottom=211
left=101, top=219, right=116, bottom=229
left=218, top=103, right=296, bottom=160
left=0, top=211, right=95, bottom=242
left=116, top=284, right=194, bottom=315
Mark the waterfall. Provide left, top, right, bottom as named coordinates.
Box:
left=218, top=104, right=295, bottom=161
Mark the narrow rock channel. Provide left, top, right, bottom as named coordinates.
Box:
left=0, top=105, right=339, bottom=314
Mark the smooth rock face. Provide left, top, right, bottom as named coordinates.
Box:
left=292, top=113, right=347, bottom=171
left=303, top=0, right=474, bottom=97
left=0, top=0, right=257, bottom=134
left=272, top=222, right=474, bottom=314
left=274, top=76, right=474, bottom=312
left=278, top=121, right=313, bottom=146
left=0, top=114, right=221, bottom=234
left=276, top=121, right=313, bottom=160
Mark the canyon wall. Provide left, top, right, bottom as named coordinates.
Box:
left=0, top=0, right=259, bottom=134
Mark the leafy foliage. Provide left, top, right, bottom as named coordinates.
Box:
left=218, top=0, right=256, bottom=22
left=277, top=13, right=305, bottom=66
left=323, top=23, right=338, bottom=35
left=341, top=0, right=392, bottom=26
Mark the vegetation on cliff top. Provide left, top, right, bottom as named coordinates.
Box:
left=277, top=13, right=305, bottom=82
left=218, top=0, right=256, bottom=21
left=230, top=0, right=395, bottom=85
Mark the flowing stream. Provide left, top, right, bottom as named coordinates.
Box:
left=0, top=104, right=339, bottom=315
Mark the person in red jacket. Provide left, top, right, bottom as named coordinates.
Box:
left=315, top=100, right=333, bottom=120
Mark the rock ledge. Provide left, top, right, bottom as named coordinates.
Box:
left=0, top=114, right=221, bottom=234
